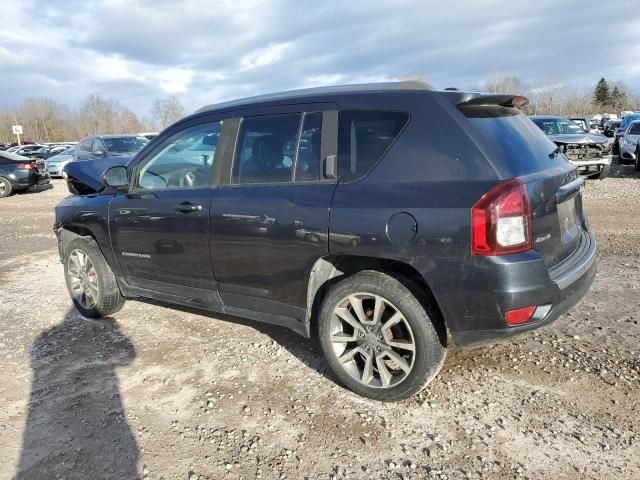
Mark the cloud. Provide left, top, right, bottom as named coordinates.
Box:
left=1, top=0, right=640, bottom=116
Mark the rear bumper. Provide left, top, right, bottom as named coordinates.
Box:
left=446, top=231, right=597, bottom=347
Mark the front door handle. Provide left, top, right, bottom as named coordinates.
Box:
left=176, top=202, right=202, bottom=213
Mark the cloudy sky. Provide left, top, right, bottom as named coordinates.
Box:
left=1, top=0, right=640, bottom=116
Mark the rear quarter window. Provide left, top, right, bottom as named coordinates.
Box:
left=337, top=110, right=409, bottom=182
left=462, top=107, right=563, bottom=176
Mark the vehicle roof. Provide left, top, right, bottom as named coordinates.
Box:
left=194, top=80, right=434, bottom=114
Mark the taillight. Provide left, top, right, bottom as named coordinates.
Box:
left=17, top=162, right=36, bottom=170
left=472, top=178, right=532, bottom=255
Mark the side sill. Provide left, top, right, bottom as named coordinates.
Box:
left=118, top=278, right=310, bottom=338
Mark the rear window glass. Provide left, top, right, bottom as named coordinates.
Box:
left=337, top=111, right=409, bottom=182
left=462, top=107, right=561, bottom=175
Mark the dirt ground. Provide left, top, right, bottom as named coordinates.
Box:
left=0, top=165, right=639, bottom=480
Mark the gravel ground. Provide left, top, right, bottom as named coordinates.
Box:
left=0, top=170, right=639, bottom=480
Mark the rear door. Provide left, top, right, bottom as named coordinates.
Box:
left=462, top=106, right=586, bottom=266
left=211, top=105, right=337, bottom=320
left=108, top=116, right=228, bottom=307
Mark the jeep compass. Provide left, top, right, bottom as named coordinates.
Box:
left=54, top=81, right=596, bottom=401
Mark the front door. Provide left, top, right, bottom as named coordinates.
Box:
left=211, top=110, right=337, bottom=320
left=109, top=119, right=226, bottom=307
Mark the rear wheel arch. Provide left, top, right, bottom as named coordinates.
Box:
left=306, top=255, right=447, bottom=342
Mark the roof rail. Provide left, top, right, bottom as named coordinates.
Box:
left=195, top=80, right=433, bottom=114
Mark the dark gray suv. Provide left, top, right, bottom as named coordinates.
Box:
left=54, top=82, right=596, bottom=401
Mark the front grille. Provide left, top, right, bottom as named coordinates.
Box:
left=562, top=143, right=603, bottom=161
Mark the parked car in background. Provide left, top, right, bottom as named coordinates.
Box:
left=603, top=119, right=621, bottom=137
left=45, top=146, right=75, bottom=177
left=570, top=117, right=601, bottom=135
left=72, top=135, right=149, bottom=163
left=618, top=120, right=640, bottom=166
left=9, top=144, right=45, bottom=157
left=0, top=151, right=50, bottom=197
left=55, top=82, right=597, bottom=401
left=530, top=115, right=611, bottom=179
left=614, top=113, right=640, bottom=155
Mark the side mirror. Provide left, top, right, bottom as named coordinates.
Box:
left=102, top=166, right=129, bottom=191
left=94, top=150, right=106, bottom=157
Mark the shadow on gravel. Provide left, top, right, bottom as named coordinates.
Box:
left=15, top=308, right=139, bottom=479
left=609, top=159, right=640, bottom=178
left=139, top=299, right=338, bottom=387
left=16, top=183, right=54, bottom=194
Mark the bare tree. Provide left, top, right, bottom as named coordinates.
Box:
left=150, top=96, right=185, bottom=130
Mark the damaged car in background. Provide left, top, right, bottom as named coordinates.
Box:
left=530, top=115, right=611, bottom=179
left=618, top=120, right=640, bottom=171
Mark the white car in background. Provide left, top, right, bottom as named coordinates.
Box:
left=45, top=146, right=75, bottom=177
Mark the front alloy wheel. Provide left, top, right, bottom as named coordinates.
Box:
left=67, top=249, right=99, bottom=310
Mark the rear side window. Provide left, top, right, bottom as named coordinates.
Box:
left=232, top=114, right=301, bottom=184
left=337, top=111, right=409, bottom=182
left=462, top=107, right=561, bottom=176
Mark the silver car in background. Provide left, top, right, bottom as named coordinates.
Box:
left=618, top=120, right=640, bottom=169
left=45, top=146, right=75, bottom=177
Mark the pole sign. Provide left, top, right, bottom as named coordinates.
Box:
left=12, top=125, right=23, bottom=135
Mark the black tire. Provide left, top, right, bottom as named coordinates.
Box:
left=318, top=270, right=446, bottom=401
left=0, top=177, right=13, bottom=198
left=593, top=163, right=610, bottom=180
left=635, top=148, right=640, bottom=172
left=612, top=141, right=619, bottom=155
left=63, top=237, right=125, bottom=317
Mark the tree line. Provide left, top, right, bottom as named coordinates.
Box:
left=0, top=94, right=185, bottom=144
left=472, top=75, right=638, bottom=117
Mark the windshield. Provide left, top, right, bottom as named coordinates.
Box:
left=532, top=118, right=586, bottom=135
left=103, top=137, right=148, bottom=154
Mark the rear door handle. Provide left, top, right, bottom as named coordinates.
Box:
left=176, top=202, right=202, bottom=213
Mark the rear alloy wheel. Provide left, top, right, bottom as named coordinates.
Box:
left=0, top=177, right=12, bottom=198
left=64, top=237, right=125, bottom=317
left=318, top=270, right=446, bottom=401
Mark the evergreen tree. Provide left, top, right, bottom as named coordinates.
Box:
left=611, top=85, right=627, bottom=110
left=593, top=77, right=611, bottom=105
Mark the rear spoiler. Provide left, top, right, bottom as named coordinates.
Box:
left=456, top=94, right=529, bottom=109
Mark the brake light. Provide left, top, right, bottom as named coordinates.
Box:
left=505, top=305, right=536, bottom=325
left=17, top=162, right=36, bottom=170
left=472, top=178, right=532, bottom=255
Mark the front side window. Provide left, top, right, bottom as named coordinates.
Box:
left=232, top=114, right=301, bottom=184
left=92, top=139, right=105, bottom=153
left=337, top=110, right=409, bottom=182
left=79, top=138, right=93, bottom=152
left=135, top=122, right=222, bottom=190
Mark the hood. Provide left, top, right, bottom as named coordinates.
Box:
left=547, top=133, right=608, bottom=145
left=64, top=156, right=132, bottom=194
